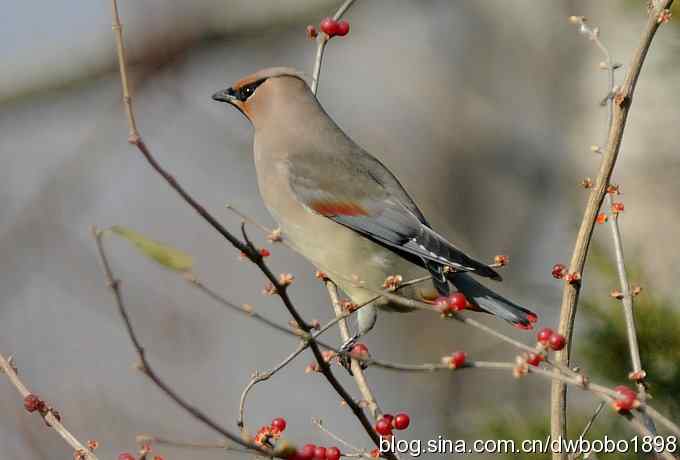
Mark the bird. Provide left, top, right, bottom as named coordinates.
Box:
left=212, top=67, right=537, bottom=338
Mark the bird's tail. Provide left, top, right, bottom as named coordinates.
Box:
left=448, top=273, right=537, bottom=329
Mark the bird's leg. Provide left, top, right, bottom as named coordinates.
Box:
left=338, top=335, right=359, bottom=375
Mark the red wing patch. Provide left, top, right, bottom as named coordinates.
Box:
left=309, top=200, right=369, bottom=217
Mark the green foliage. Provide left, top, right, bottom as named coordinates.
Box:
left=109, top=225, right=193, bottom=272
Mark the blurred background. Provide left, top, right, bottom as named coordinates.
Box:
left=2, top=1, right=679, bottom=458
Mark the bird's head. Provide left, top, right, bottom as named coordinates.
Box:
left=212, top=67, right=308, bottom=124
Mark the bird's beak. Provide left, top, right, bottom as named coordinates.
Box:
left=212, top=88, right=236, bottom=104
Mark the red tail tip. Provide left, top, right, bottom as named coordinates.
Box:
left=513, top=321, right=534, bottom=330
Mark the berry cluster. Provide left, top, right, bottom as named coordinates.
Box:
left=289, top=444, right=341, bottom=460
left=306, top=18, right=351, bottom=40
left=514, top=328, right=566, bottom=377
left=374, top=413, right=411, bottom=437
left=434, top=292, right=470, bottom=316
left=536, top=328, right=566, bottom=351
left=255, top=417, right=289, bottom=447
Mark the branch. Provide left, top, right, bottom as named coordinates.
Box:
left=0, top=353, right=98, bottom=460
left=311, top=0, right=356, bottom=94
left=109, top=2, right=394, bottom=455
left=92, top=226, right=270, bottom=455
left=326, top=282, right=383, bottom=420
left=550, top=3, right=673, bottom=454
left=570, top=14, right=654, bottom=431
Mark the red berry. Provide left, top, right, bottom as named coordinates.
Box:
left=381, top=413, right=394, bottom=426
left=526, top=352, right=544, bottom=367
left=314, top=447, right=327, bottom=460
left=393, top=413, right=410, bottom=430
left=537, top=327, right=554, bottom=345
left=613, top=386, right=637, bottom=412
left=118, top=454, right=135, bottom=460
left=336, top=20, right=350, bottom=37
left=448, top=292, right=468, bottom=311
left=548, top=333, right=566, bottom=351
left=612, top=202, right=624, bottom=213
left=320, top=17, right=339, bottom=37
left=298, top=444, right=316, bottom=460
left=551, top=264, right=567, bottom=279
left=24, top=394, right=41, bottom=413
left=271, top=417, right=287, bottom=432
left=370, top=448, right=380, bottom=458
left=375, top=418, right=393, bottom=436
left=614, top=385, right=636, bottom=397
left=434, top=296, right=451, bottom=313
left=259, top=248, right=271, bottom=258
left=350, top=343, right=369, bottom=358
left=325, top=447, right=341, bottom=460
left=596, top=213, right=608, bottom=224
left=450, top=351, right=467, bottom=369
left=153, top=457, right=164, bottom=460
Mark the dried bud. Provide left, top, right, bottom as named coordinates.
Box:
left=494, top=255, right=509, bottom=266
left=242, top=303, right=254, bottom=313
left=581, top=178, right=593, bottom=189
left=632, top=285, right=642, bottom=296
left=87, top=440, right=99, bottom=451
left=590, top=145, right=602, bottom=154
left=278, top=273, right=295, bottom=286
left=610, top=288, right=624, bottom=300
left=266, top=228, right=283, bottom=242
left=658, top=9, right=672, bottom=24
left=305, top=362, right=320, bottom=373
left=306, top=25, right=318, bottom=39
left=340, top=299, right=359, bottom=312
left=315, top=270, right=329, bottom=281
left=611, top=202, right=624, bottom=213
left=262, top=282, right=277, bottom=296
left=628, top=369, right=647, bottom=382
left=382, top=274, right=403, bottom=290
left=606, top=184, right=620, bottom=195
left=565, top=272, right=581, bottom=284
left=569, top=15, right=586, bottom=24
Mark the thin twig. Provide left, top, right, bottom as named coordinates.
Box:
left=92, top=226, right=269, bottom=455
left=576, top=13, right=652, bottom=416
left=0, top=353, right=98, bottom=460
left=313, top=418, right=370, bottom=458
left=311, top=0, right=356, bottom=94
left=109, top=2, right=393, bottom=454
left=136, top=434, right=251, bottom=454
left=551, top=4, right=674, bottom=454
left=326, top=281, right=383, bottom=420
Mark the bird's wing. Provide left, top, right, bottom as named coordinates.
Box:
left=288, top=149, right=501, bottom=280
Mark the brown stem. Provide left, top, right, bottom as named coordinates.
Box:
left=0, top=353, right=98, bottom=460
left=92, top=226, right=269, bottom=455
left=550, top=4, right=673, bottom=456
left=326, top=281, right=383, bottom=420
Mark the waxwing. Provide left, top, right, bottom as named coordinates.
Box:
left=213, top=67, right=537, bottom=336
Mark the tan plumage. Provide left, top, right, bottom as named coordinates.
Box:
left=213, top=68, right=536, bottom=335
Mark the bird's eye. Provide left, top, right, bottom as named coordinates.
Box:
left=237, top=79, right=266, bottom=101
